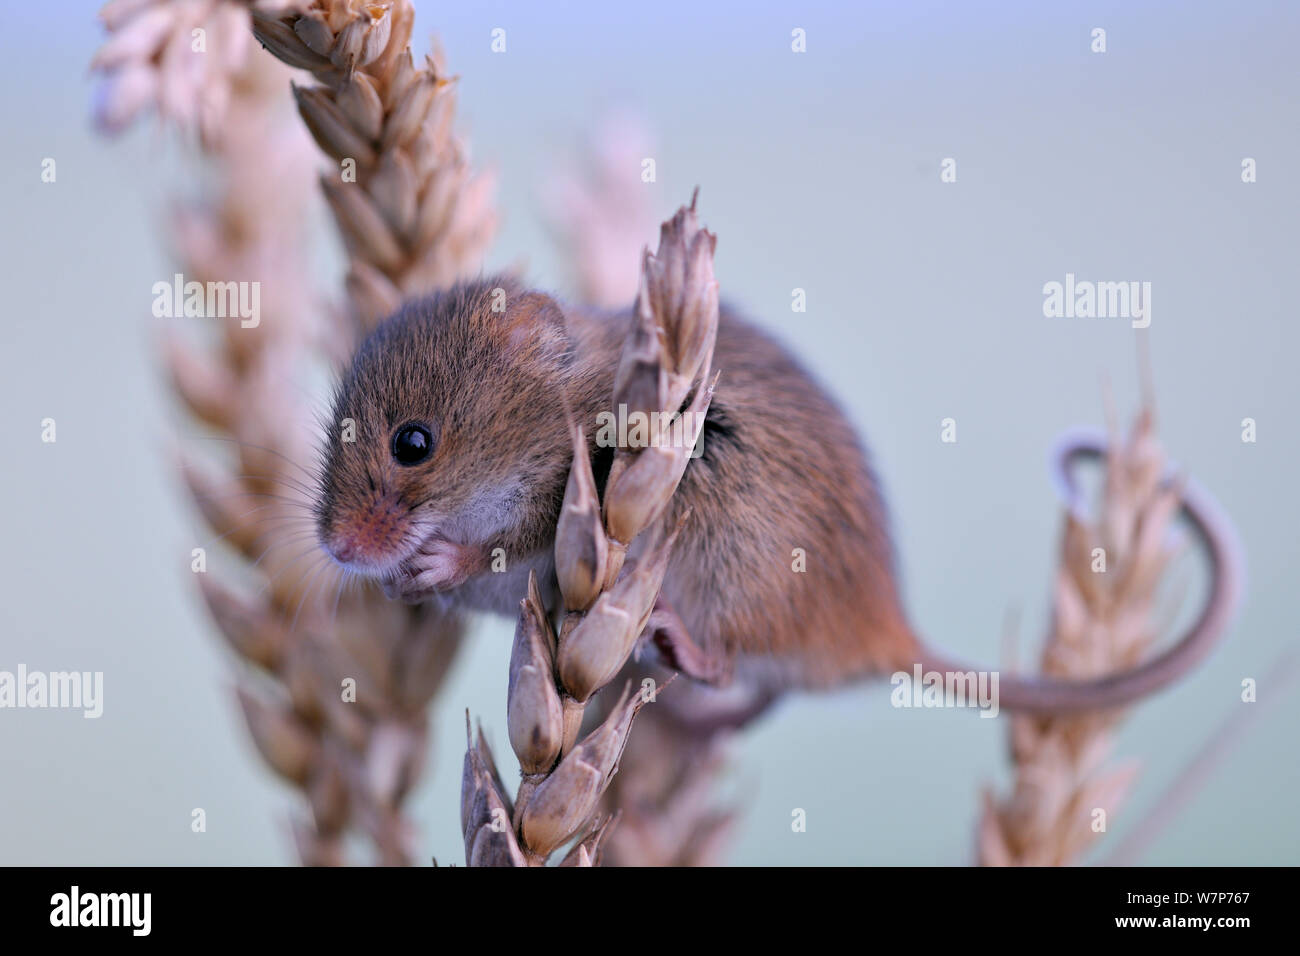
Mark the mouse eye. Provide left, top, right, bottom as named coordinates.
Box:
left=391, top=422, right=435, bottom=466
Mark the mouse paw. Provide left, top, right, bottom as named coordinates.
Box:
left=382, top=537, right=487, bottom=604
left=635, top=597, right=733, bottom=686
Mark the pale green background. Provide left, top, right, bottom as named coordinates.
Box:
left=0, top=0, right=1296, bottom=865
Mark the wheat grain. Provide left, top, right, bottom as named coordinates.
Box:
left=93, top=0, right=305, bottom=143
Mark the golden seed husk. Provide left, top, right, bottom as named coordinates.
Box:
left=251, top=12, right=335, bottom=73
left=556, top=513, right=684, bottom=702
left=335, top=72, right=384, bottom=142
left=292, top=11, right=335, bottom=57
left=519, top=686, right=643, bottom=856
left=322, top=177, right=406, bottom=270
left=507, top=576, right=564, bottom=774
left=236, top=687, right=318, bottom=785
left=460, top=717, right=514, bottom=845
left=292, top=82, right=377, bottom=165
left=603, top=377, right=712, bottom=544
left=554, top=422, right=609, bottom=612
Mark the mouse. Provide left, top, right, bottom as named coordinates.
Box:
left=313, top=274, right=1241, bottom=725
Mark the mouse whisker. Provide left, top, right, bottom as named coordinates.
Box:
left=327, top=566, right=351, bottom=631
left=184, top=435, right=323, bottom=487
left=249, top=538, right=325, bottom=583
left=193, top=505, right=313, bottom=551
left=193, top=506, right=316, bottom=543
left=189, top=488, right=315, bottom=510
left=288, top=555, right=334, bottom=636
left=221, top=473, right=319, bottom=498
left=238, top=534, right=323, bottom=577
left=249, top=552, right=332, bottom=612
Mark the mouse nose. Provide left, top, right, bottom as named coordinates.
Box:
left=327, top=537, right=357, bottom=564
left=323, top=500, right=406, bottom=570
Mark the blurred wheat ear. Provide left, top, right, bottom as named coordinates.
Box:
left=92, top=0, right=497, bottom=864
left=978, top=406, right=1186, bottom=866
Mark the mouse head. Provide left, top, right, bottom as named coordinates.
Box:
left=315, top=277, right=575, bottom=579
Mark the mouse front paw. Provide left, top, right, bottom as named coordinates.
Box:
left=382, top=537, right=487, bottom=604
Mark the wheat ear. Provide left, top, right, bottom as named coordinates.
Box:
left=460, top=197, right=720, bottom=866
left=92, top=0, right=267, bottom=142
left=541, top=141, right=739, bottom=864
left=978, top=406, right=1180, bottom=866
left=92, top=0, right=493, bottom=864
left=249, top=0, right=496, bottom=328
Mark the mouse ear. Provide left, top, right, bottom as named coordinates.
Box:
left=499, top=290, right=570, bottom=361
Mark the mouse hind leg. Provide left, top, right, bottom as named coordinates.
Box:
left=636, top=595, right=734, bottom=686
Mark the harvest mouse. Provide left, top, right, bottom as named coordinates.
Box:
left=314, top=275, right=1241, bottom=724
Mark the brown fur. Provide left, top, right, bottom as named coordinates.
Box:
left=316, top=275, right=917, bottom=688
left=564, top=300, right=917, bottom=686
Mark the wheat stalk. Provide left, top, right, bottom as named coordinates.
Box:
left=977, top=406, right=1179, bottom=866
left=92, top=0, right=494, bottom=864
left=460, top=198, right=720, bottom=866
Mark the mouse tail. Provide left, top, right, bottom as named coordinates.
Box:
left=913, top=427, right=1245, bottom=715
